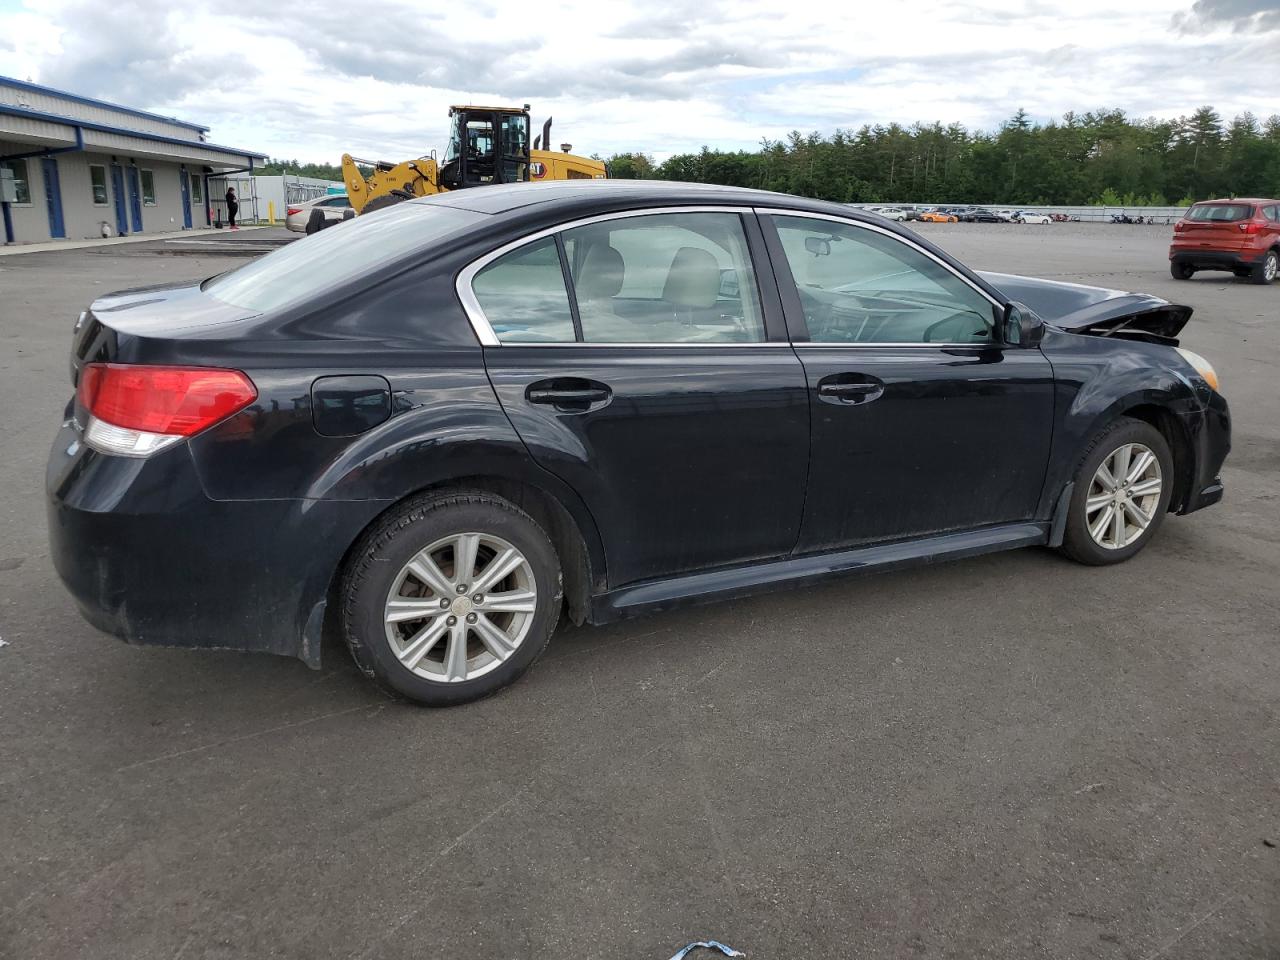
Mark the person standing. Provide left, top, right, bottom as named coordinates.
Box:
left=226, top=186, right=239, bottom=231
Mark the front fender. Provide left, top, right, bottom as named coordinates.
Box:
left=1037, top=329, right=1203, bottom=515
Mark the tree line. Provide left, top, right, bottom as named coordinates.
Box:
left=603, top=107, right=1280, bottom=206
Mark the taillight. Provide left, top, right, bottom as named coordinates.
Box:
left=78, top=363, right=257, bottom=456
left=1238, top=221, right=1262, bottom=234
left=286, top=206, right=301, bottom=216
left=1173, top=221, right=1186, bottom=233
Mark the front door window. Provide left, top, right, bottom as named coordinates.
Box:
left=771, top=215, right=997, bottom=344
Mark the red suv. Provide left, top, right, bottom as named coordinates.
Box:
left=1169, top=198, right=1280, bottom=284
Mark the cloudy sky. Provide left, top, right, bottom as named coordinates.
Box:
left=2, top=0, right=1278, bottom=164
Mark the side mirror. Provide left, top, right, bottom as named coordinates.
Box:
left=1002, top=301, right=1044, bottom=347
left=804, top=236, right=831, bottom=257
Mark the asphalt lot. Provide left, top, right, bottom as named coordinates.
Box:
left=1, top=221, right=1276, bottom=960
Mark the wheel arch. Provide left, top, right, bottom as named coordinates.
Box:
left=321, top=472, right=605, bottom=649
left=1116, top=402, right=1195, bottom=512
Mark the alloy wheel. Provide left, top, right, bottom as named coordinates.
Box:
left=1084, top=443, right=1163, bottom=550
left=383, top=532, right=537, bottom=682
left=1265, top=253, right=1278, bottom=282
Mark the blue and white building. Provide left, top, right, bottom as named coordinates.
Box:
left=1, top=76, right=265, bottom=244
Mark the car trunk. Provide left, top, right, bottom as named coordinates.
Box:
left=69, top=282, right=261, bottom=429
left=1176, top=204, right=1255, bottom=251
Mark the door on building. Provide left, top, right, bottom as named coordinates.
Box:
left=125, top=166, right=143, bottom=232
left=179, top=166, right=192, bottom=229
left=41, top=157, right=65, bottom=239
left=109, top=164, right=128, bottom=235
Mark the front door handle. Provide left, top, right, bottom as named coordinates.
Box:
left=817, top=375, right=885, bottom=405
left=526, top=378, right=613, bottom=411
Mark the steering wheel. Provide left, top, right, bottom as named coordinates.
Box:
left=797, top=288, right=835, bottom=335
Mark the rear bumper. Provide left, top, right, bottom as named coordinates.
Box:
left=46, top=419, right=385, bottom=665
left=1169, top=247, right=1264, bottom=271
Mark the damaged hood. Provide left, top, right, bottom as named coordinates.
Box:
left=977, top=271, right=1191, bottom=344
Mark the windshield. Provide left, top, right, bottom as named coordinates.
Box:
left=1186, top=203, right=1253, bottom=222
left=443, top=114, right=461, bottom=165
left=204, top=203, right=482, bottom=312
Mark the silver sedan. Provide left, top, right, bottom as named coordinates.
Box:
left=285, top=194, right=352, bottom=234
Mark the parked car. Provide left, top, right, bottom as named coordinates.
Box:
left=994, top=209, right=1018, bottom=222
left=285, top=194, right=352, bottom=234
left=1016, top=211, right=1053, bottom=224
left=48, top=181, right=1230, bottom=706
left=874, top=207, right=908, bottom=221
left=918, top=210, right=959, bottom=223
left=959, top=208, right=1005, bottom=223
left=1169, top=198, right=1280, bottom=283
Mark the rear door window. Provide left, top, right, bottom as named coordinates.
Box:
left=472, top=237, right=576, bottom=343
left=561, top=212, right=765, bottom=343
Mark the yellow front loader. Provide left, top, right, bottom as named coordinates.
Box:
left=342, top=106, right=606, bottom=214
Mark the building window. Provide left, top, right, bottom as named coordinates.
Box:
left=1, top=158, right=31, bottom=204
left=89, top=165, right=108, bottom=205
left=190, top=174, right=203, bottom=204
left=140, top=169, right=156, bottom=206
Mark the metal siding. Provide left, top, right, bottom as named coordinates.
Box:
left=1, top=148, right=211, bottom=242
left=0, top=85, right=202, bottom=141
left=0, top=113, right=75, bottom=147
left=81, top=129, right=253, bottom=167
left=0, top=140, right=49, bottom=241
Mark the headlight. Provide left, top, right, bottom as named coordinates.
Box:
left=1176, top=347, right=1220, bottom=393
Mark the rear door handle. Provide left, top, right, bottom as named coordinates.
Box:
left=819, top=383, right=877, bottom=397
left=528, top=387, right=610, bottom=404
left=526, top=378, right=613, bottom=411
left=817, top=374, right=885, bottom=405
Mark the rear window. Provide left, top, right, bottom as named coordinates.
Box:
left=1186, top=203, right=1253, bottom=222
left=205, top=202, right=482, bottom=312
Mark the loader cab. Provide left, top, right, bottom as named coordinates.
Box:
left=439, top=106, right=531, bottom=190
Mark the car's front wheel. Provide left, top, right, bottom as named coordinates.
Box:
left=1061, top=418, right=1173, bottom=566
left=1250, top=249, right=1278, bottom=285
left=341, top=493, right=561, bottom=706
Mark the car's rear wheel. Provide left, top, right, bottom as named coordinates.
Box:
left=1170, top=260, right=1194, bottom=280
left=1061, top=418, right=1173, bottom=566
left=341, top=493, right=561, bottom=706
left=1250, top=249, right=1278, bottom=285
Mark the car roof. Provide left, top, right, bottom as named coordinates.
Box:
left=1193, top=198, right=1276, bottom=205
left=415, top=179, right=865, bottom=220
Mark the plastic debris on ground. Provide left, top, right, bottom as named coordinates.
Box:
left=666, top=941, right=745, bottom=960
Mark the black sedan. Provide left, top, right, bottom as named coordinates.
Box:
left=959, top=207, right=1005, bottom=223
left=47, top=182, right=1230, bottom=706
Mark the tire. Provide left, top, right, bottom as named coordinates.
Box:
left=1249, top=249, right=1278, bottom=285
left=341, top=492, right=562, bottom=706
left=1061, top=417, right=1174, bottom=566
left=1169, top=260, right=1194, bottom=280
left=360, top=190, right=415, bottom=215
left=305, top=208, right=326, bottom=235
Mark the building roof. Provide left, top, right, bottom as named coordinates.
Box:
left=1, top=76, right=209, bottom=133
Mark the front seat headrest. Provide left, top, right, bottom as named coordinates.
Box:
left=576, top=245, right=625, bottom=302
left=662, top=246, right=720, bottom=309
